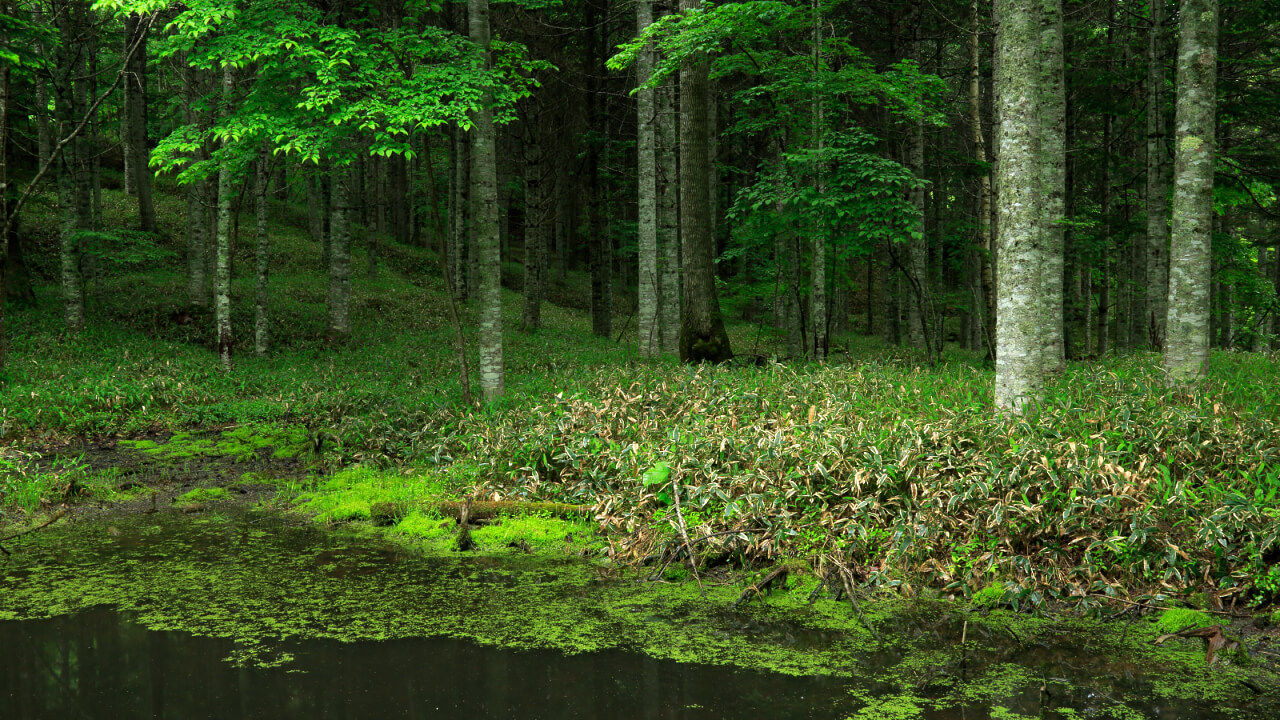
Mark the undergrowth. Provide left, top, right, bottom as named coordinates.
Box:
left=3, top=183, right=1279, bottom=609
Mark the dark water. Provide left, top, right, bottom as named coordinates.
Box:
left=1, top=510, right=1275, bottom=719
left=1, top=609, right=847, bottom=719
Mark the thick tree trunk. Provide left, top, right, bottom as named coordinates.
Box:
left=254, top=149, right=270, bottom=355
left=993, top=0, right=1060, bottom=414
left=677, top=0, right=732, bottom=363
left=1164, top=0, right=1217, bottom=383
left=215, top=64, right=233, bottom=370
left=470, top=0, right=505, bottom=401
left=637, top=0, right=660, bottom=357
left=327, top=164, right=351, bottom=342
left=124, top=13, right=156, bottom=232
left=657, top=74, right=681, bottom=354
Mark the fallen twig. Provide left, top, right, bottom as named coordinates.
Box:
left=0, top=509, right=68, bottom=554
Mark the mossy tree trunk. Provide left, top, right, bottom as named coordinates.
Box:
left=636, top=0, right=660, bottom=358
left=470, top=0, right=505, bottom=401
left=1164, top=0, right=1218, bottom=383
left=993, top=0, right=1064, bottom=414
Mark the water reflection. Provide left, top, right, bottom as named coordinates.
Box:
left=1, top=609, right=850, bottom=719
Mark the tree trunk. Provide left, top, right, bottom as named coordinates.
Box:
left=1039, top=0, right=1066, bottom=372
left=993, top=0, right=1060, bottom=414
left=328, top=163, right=351, bottom=342
left=0, top=29, right=9, bottom=376
left=1146, top=0, right=1171, bottom=349
left=637, top=0, right=660, bottom=357
left=521, top=102, right=549, bottom=332
left=124, top=13, right=156, bottom=232
left=254, top=149, right=270, bottom=355
left=453, top=126, right=471, bottom=301
left=55, top=3, right=85, bottom=333
left=657, top=71, right=681, bottom=354
left=677, top=0, right=732, bottom=363
left=215, top=63, right=234, bottom=370
left=586, top=0, right=611, bottom=339
left=810, top=2, right=828, bottom=362
left=470, top=0, right=505, bottom=401
left=183, top=65, right=208, bottom=307
left=1164, top=0, right=1217, bottom=383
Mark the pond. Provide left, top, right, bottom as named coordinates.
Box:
left=1, top=509, right=1275, bottom=719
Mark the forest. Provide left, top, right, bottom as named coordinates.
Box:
left=2, top=0, right=1280, bottom=717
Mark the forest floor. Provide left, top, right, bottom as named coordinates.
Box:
left=3, top=183, right=1280, bottom=661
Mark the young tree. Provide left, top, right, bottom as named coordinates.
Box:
left=637, top=0, right=660, bottom=358
left=214, top=62, right=232, bottom=370
left=1145, top=0, right=1171, bottom=348
left=470, top=0, right=504, bottom=400
left=1164, top=0, right=1218, bottom=383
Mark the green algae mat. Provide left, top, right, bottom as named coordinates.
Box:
left=1, top=509, right=1277, bottom=719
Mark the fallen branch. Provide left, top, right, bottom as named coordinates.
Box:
left=1088, top=594, right=1253, bottom=619
left=0, top=508, right=68, bottom=553
left=733, top=565, right=790, bottom=608
left=1154, top=624, right=1241, bottom=665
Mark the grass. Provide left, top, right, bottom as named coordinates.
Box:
left=3, top=183, right=1280, bottom=611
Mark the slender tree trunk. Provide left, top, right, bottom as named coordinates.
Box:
left=254, top=149, right=270, bottom=355
left=970, top=0, right=995, bottom=358
left=183, top=65, right=208, bottom=307
left=215, top=64, right=234, bottom=370
left=637, top=0, right=660, bottom=357
left=33, top=8, right=51, bottom=171
left=470, top=0, right=505, bottom=401
left=809, top=2, right=828, bottom=362
left=521, top=102, right=549, bottom=332
left=453, top=126, right=471, bottom=301
left=657, top=71, right=680, bottom=354
left=55, top=3, right=84, bottom=333
left=677, top=0, right=732, bottom=363
left=1165, top=0, right=1218, bottom=383
left=1039, top=0, right=1066, bottom=372
left=124, top=12, right=156, bottom=232
left=0, top=25, right=9, bottom=376
left=1270, top=241, right=1279, bottom=350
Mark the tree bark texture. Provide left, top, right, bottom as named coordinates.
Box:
left=215, top=63, right=234, bottom=370
left=470, top=0, right=505, bottom=401
left=657, top=73, right=681, bottom=355
left=678, top=0, right=733, bottom=363
left=54, top=1, right=85, bottom=333
left=328, top=164, right=351, bottom=342
left=124, top=12, right=156, bottom=232
left=1164, top=0, right=1217, bottom=384
left=637, top=0, right=660, bottom=358
left=521, top=99, right=550, bottom=332
left=993, top=0, right=1063, bottom=414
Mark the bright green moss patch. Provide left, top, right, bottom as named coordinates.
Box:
left=174, top=487, right=230, bottom=505
left=971, top=582, right=1006, bottom=608
left=1154, top=607, right=1216, bottom=634
left=118, top=425, right=310, bottom=463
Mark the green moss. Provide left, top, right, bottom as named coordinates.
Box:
left=846, top=691, right=925, bottom=719
left=174, top=487, right=230, bottom=505
left=971, top=582, right=1006, bottom=608
left=1154, top=607, right=1215, bottom=634
left=118, top=426, right=310, bottom=464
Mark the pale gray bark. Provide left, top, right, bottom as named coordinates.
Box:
left=328, top=164, right=351, bottom=341
left=1165, top=0, right=1217, bottom=383
left=678, top=0, right=732, bottom=362
left=215, top=63, right=233, bottom=370
left=470, top=0, right=505, bottom=401
left=637, top=0, right=660, bottom=357
left=994, top=0, right=1055, bottom=414
left=254, top=149, right=270, bottom=355
left=657, top=75, right=681, bottom=354
left=183, top=65, right=208, bottom=307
